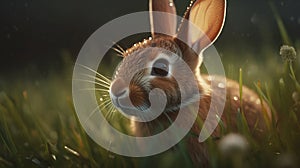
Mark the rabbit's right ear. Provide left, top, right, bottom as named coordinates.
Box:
left=149, top=0, right=177, bottom=37
left=177, top=0, right=226, bottom=54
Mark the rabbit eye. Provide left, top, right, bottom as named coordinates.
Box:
left=151, top=59, right=169, bottom=77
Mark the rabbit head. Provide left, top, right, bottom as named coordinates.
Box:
left=109, top=0, right=226, bottom=118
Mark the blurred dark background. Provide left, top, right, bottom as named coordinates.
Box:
left=0, top=0, right=299, bottom=74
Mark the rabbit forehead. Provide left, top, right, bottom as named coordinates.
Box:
left=114, top=47, right=159, bottom=79
left=117, top=46, right=176, bottom=76
left=123, top=36, right=179, bottom=57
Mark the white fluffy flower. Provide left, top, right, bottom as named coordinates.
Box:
left=280, top=45, right=297, bottom=62
left=218, top=133, right=249, bottom=155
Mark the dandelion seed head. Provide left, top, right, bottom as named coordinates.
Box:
left=280, top=45, right=297, bottom=62
left=219, top=133, right=249, bottom=156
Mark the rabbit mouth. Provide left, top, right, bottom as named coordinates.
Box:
left=111, top=93, right=151, bottom=113
left=112, top=96, right=150, bottom=112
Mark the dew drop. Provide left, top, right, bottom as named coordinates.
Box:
left=64, top=146, right=80, bottom=156
left=169, top=2, right=174, bottom=7
left=233, top=96, right=238, bottom=101
left=100, top=97, right=104, bottom=101
left=218, top=83, right=225, bottom=88
left=51, top=154, right=57, bottom=160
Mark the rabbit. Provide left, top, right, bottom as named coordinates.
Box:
left=109, top=0, right=272, bottom=166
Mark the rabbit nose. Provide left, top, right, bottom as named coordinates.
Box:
left=110, top=78, right=128, bottom=98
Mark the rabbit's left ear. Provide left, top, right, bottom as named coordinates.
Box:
left=149, top=0, right=177, bottom=37
left=177, top=0, right=226, bottom=53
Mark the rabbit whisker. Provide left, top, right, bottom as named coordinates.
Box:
left=99, top=99, right=113, bottom=109
left=73, top=79, right=110, bottom=89
left=112, top=41, right=126, bottom=53
left=108, top=104, right=114, bottom=119
left=104, top=104, right=113, bottom=119
left=80, top=73, right=111, bottom=86
left=80, top=88, right=110, bottom=92
left=112, top=47, right=124, bottom=56
left=106, top=104, right=116, bottom=120
left=76, top=63, right=112, bottom=83
left=99, top=94, right=109, bottom=97
left=114, top=43, right=126, bottom=53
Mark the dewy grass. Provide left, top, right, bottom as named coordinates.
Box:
left=1, top=5, right=300, bottom=168
left=237, top=68, right=250, bottom=136
left=1, top=55, right=300, bottom=167
left=1, top=47, right=299, bottom=167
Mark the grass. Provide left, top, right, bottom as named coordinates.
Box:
left=1, top=45, right=300, bottom=168
left=1, top=2, right=300, bottom=168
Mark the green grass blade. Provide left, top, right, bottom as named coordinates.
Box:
left=268, top=0, right=292, bottom=45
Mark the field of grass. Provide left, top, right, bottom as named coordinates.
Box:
left=1, top=2, right=300, bottom=168
left=1, top=41, right=300, bottom=168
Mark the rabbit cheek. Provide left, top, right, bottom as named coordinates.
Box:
left=129, top=84, right=150, bottom=109
left=150, top=78, right=181, bottom=112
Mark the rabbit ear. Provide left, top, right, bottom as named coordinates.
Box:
left=149, top=0, right=177, bottom=37
left=177, top=0, right=226, bottom=53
